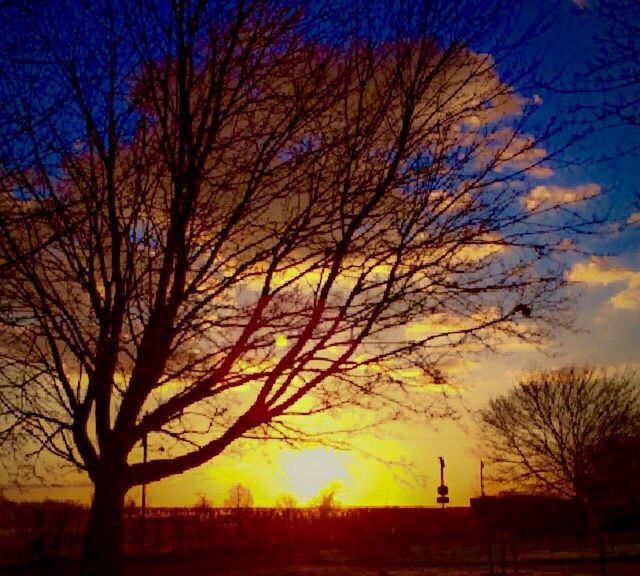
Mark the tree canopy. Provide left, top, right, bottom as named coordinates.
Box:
left=480, top=366, right=640, bottom=503
left=0, top=1, right=601, bottom=574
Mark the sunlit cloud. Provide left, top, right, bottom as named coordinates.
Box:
left=558, top=238, right=575, bottom=251
left=567, top=257, right=640, bottom=310
left=452, top=232, right=506, bottom=263
left=522, top=183, right=600, bottom=211
left=497, top=338, right=540, bottom=352
left=405, top=314, right=474, bottom=337
left=474, top=129, right=553, bottom=178
left=627, top=212, right=640, bottom=225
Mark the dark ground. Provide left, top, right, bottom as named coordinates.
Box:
left=2, top=557, right=640, bottom=576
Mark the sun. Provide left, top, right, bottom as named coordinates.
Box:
left=279, top=448, right=352, bottom=504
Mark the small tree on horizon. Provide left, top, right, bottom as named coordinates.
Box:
left=274, top=493, right=298, bottom=509
left=223, top=483, right=254, bottom=509
left=195, top=493, right=212, bottom=510
left=312, top=482, right=341, bottom=512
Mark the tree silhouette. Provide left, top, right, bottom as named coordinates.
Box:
left=194, top=493, right=212, bottom=511
left=0, top=0, right=601, bottom=574
left=580, top=0, right=640, bottom=133
left=224, top=483, right=254, bottom=509
left=586, top=430, right=640, bottom=522
left=560, top=0, right=640, bottom=162
left=311, top=482, right=341, bottom=512
left=480, top=367, right=640, bottom=504
left=275, top=493, right=298, bottom=509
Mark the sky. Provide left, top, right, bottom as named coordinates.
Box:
left=1, top=0, right=639, bottom=509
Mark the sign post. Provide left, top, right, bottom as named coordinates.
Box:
left=437, top=456, right=449, bottom=507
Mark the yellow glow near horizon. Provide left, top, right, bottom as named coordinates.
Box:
left=279, top=448, right=352, bottom=504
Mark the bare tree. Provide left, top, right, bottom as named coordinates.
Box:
left=0, top=0, right=600, bottom=574
left=479, top=367, right=640, bottom=503
left=558, top=0, right=640, bottom=164
left=578, top=0, right=640, bottom=133
left=194, top=492, right=212, bottom=510
left=311, top=482, right=341, bottom=512
left=224, top=483, right=254, bottom=509
left=274, top=492, right=298, bottom=509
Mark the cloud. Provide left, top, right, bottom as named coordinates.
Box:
left=473, top=129, right=553, bottom=179
left=567, top=257, right=640, bottom=310
left=572, top=0, right=588, bottom=8
left=627, top=212, right=640, bottom=225
left=405, top=310, right=542, bottom=356
left=522, top=183, right=600, bottom=211
left=558, top=238, right=574, bottom=251
left=405, top=314, right=475, bottom=338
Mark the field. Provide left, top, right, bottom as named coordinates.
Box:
left=2, top=501, right=640, bottom=576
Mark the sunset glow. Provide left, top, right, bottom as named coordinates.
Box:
left=2, top=1, right=640, bottom=576
left=280, top=448, right=352, bottom=504
left=0, top=0, right=639, bottom=546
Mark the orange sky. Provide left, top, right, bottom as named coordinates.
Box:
left=6, top=252, right=639, bottom=509
left=2, top=248, right=640, bottom=509
left=184, top=251, right=637, bottom=509
left=2, top=1, right=639, bottom=513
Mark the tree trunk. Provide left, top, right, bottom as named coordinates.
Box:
left=81, top=478, right=126, bottom=576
